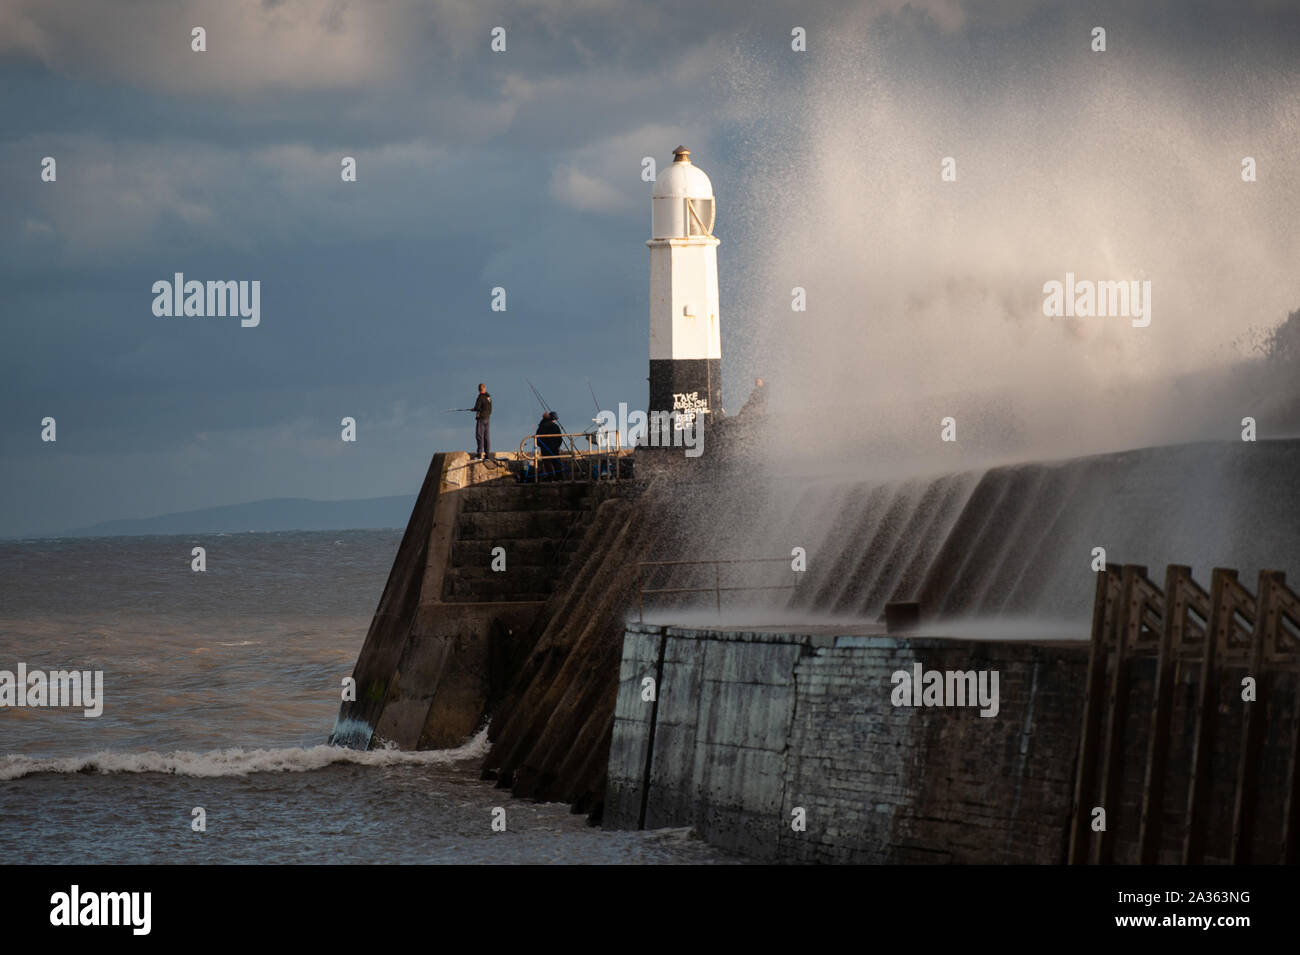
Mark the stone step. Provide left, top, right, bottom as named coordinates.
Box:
left=442, top=574, right=557, bottom=601
left=454, top=509, right=591, bottom=541
left=449, top=558, right=567, bottom=580
left=458, top=483, right=594, bottom=512
left=449, top=538, right=586, bottom=569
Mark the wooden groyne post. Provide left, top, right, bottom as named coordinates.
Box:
left=1069, top=563, right=1300, bottom=864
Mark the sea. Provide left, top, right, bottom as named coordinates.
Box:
left=0, top=530, right=736, bottom=864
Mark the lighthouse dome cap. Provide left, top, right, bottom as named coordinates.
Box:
left=652, top=146, right=714, bottom=200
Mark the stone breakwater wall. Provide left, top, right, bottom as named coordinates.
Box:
left=605, top=624, right=1091, bottom=863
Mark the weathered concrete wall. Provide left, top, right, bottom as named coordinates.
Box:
left=607, top=624, right=1090, bottom=863
left=331, top=451, right=456, bottom=748
left=669, top=439, right=1300, bottom=624
left=372, top=602, right=544, bottom=748
left=481, top=483, right=672, bottom=812
left=332, top=451, right=602, bottom=750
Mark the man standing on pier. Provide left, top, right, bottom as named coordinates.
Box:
left=473, top=383, right=492, bottom=459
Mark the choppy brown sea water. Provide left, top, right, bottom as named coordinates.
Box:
left=0, top=531, right=738, bottom=864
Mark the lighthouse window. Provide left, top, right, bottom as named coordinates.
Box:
left=687, top=198, right=714, bottom=236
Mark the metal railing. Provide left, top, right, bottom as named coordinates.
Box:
left=518, top=431, right=631, bottom=483
left=636, top=557, right=798, bottom=622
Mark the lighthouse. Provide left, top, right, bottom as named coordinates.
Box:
left=647, top=146, right=722, bottom=433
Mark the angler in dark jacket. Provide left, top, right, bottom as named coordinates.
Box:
left=535, top=411, right=564, bottom=480
left=473, top=383, right=492, bottom=459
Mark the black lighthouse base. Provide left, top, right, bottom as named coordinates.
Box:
left=648, top=358, right=722, bottom=428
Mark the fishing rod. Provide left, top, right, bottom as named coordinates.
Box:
left=527, top=376, right=588, bottom=456
left=584, top=377, right=609, bottom=447
left=523, top=377, right=563, bottom=454
left=524, top=377, right=551, bottom=414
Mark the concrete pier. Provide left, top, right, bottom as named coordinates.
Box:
left=334, top=437, right=1300, bottom=854
left=331, top=450, right=611, bottom=750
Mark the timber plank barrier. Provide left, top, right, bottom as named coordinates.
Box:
left=1069, top=564, right=1300, bottom=864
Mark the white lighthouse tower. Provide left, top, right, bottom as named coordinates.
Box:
left=647, top=146, right=721, bottom=430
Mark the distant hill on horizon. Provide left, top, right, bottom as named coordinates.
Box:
left=44, top=495, right=417, bottom=539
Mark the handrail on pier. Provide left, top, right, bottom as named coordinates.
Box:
left=636, top=557, right=798, bottom=622
left=518, top=431, right=631, bottom=484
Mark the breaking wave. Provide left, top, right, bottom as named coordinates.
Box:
left=0, top=726, right=490, bottom=781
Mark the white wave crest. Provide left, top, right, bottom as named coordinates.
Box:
left=0, top=726, right=490, bottom=781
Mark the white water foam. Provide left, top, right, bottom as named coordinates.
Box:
left=0, top=725, right=490, bottom=781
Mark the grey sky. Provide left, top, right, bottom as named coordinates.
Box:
left=2, top=0, right=1298, bottom=536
